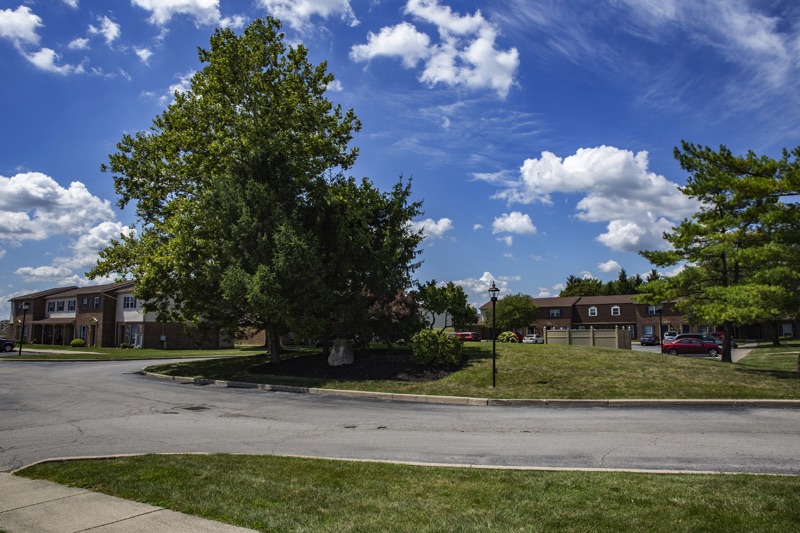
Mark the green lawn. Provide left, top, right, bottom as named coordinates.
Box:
left=9, top=345, right=266, bottom=360
left=144, top=342, right=800, bottom=399
left=17, top=454, right=800, bottom=533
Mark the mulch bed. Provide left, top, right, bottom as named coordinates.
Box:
left=250, top=349, right=461, bottom=382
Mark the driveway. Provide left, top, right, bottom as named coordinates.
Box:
left=1, top=359, right=798, bottom=475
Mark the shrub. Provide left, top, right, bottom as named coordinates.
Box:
left=70, top=339, right=87, bottom=348
left=497, top=331, right=519, bottom=343
left=410, top=329, right=462, bottom=366
left=120, top=343, right=131, bottom=349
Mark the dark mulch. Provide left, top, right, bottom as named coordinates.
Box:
left=250, top=349, right=461, bottom=382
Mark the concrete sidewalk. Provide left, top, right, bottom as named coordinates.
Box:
left=0, top=473, right=256, bottom=533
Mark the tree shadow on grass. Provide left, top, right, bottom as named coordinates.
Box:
left=249, top=346, right=489, bottom=383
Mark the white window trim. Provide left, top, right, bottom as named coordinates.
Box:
left=588, top=306, right=597, bottom=317
left=611, top=305, right=620, bottom=316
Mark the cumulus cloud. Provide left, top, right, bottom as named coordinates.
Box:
left=88, top=15, right=121, bottom=46
left=132, top=0, right=232, bottom=27
left=0, top=172, right=115, bottom=243
left=486, top=146, right=698, bottom=253
left=63, top=0, right=79, bottom=8
left=454, top=271, right=519, bottom=307
left=0, top=6, right=42, bottom=46
left=492, top=211, right=536, bottom=235
left=408, top=217, right=453, bottom=239
left=68, top=37, right=89, bottom=50
left=135, top=47, right=153, bottom=64
left=497, top=235, right=513, bottom=247
left=259, top=0, right=359, bottom=30
left=158, top=70, right=195, bottom=105
left=597, top=259, right=621, bottom=273
left=23, top=48, right=84, bottom=75
left=350, top=0, right=519, bottom=98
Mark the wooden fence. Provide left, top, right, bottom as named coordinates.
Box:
left=544, top=326, right=631, bottom=350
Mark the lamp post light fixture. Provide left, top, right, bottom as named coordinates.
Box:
left=488, top=281, right=500, bottom=388
left=19, top=300, right=30, bottom=356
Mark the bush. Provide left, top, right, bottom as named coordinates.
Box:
left=119, top=343, right=131, bottom=349
left=497, top=331, right=519, bottom=343
left=70, top=339, right=86, bottom=348
left=410, top=329, right=462, bottom=366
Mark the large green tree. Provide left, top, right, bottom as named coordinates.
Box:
left=485, top=293, right=538, bottom=333
left=89, top=18, right=422, bottom=360
left=415, top=280, right=477, bottom=333
left=639, top=141, right=800, bottom=363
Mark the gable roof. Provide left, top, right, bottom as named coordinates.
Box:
left=9, top=286, right=78, bottom=302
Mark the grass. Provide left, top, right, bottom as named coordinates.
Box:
left=17, top=454, right=800, bottom=532
left=144, top=342, right=800, bottom=400
left=8, top=344, right=266, bottom=360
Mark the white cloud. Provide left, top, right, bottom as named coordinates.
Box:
left=132, top=0, right=224, bottom=27
left=88, top=15, right=121, bottom=46
left=473, top=223, right=483, bottom=231
left=327, top=79, right=343, bottom=92
left=220, top=14, right=247, bottom=29
left=351, top=0, right=519, bottom=98
left=454, top=271, right=519, bottom=306
left=135, top=47, right=153, bottom=64
left=68, top=37, right=89, bottom=50
left=497, top=235, right=513, bottom=246
left=350, top=22, right=431, bottom=68
left=597, top=260, right=621, bottom=273
left=23, top=48, right=83, bottom=75
left=0, top=172, right=115, bottom=243
left=492, top=211, right=536, bottom=235
left=488, top=146, right=697, bottom=253
left=63, top=1, right=79, bottom=8
left=0, top=6, right=41, bottom=46
left=408, top=217, right=453, bottom=239
left=259, top=0, right=359, bottom=30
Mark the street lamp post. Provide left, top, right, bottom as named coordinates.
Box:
left=19, top=300, right=30, bottom=356
left=657, top=306, right=663, bottom=343
left=488, top=281, right=500, bottom=388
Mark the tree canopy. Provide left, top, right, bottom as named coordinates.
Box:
left=638, top=141, right=800, bottom=361
left=415, top=280, right=477, bottom=333
left=89, top=18, right=423, bottom=360
left=559, top=269, right=645, bottom=297
left=485, top=293, right=538, bottom=333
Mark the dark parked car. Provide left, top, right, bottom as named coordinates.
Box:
left=0, top=338, right=15, bottom=352
left=640, top=334, right=660, bottom=346
left=661, top=338, right=720, bottom=356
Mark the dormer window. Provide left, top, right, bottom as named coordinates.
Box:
left=588, top=306, right=598, bottom=317
left=611, top=305, right=620, bottom=316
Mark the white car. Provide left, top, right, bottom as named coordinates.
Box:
left=522, top=334, right=544, bottom=344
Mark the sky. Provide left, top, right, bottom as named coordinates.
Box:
left=2, top=0, right=800, bottom=318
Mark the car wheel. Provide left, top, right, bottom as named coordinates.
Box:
left=3, top=344, right=12, bottom=352
left=667, top=349, right=678, bottom=355
left=708, top=348, right=719, bottom=357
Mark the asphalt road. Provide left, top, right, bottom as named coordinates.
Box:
left=1, top=359, right=799, bottom=475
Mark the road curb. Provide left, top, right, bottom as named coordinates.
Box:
left=139, top=371, right=800, bottom=408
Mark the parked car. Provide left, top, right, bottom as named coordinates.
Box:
left=661, top=338, right=720, bottom=356
left=639, top=334, right=660, bottom=346
left=522, top=334, right=544, bottom=344
left=709, top=331, right=739, bottom=348
left=662, top=331, right=678, bottom=342
left=0, top=338, right=15, bottom=352
left=451, top=332, right=481, bottom=342
left=675, top=332, right=737, bottom=348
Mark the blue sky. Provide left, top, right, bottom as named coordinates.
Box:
left=2, top=0, right=800, bottom=318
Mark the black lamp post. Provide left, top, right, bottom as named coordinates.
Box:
left=19, top=301, right=30, bottom=356
left=657, top=305, right=663, bottom=343
left=488, top=281, right=500, bottom=388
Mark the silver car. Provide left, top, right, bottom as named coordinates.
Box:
left=522, top=334, right=544, bottom=344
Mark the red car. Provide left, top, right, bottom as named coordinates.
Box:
left=661, top=338, right=720, bottom=356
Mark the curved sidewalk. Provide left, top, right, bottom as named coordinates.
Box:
left=0, top=472, right=255, bottom=533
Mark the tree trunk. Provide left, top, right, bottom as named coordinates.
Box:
left=720, top=321, right=733, bottom=363
left=267, top=323, right=281, bottom=364
left=773, top=320, right=781, bottom=347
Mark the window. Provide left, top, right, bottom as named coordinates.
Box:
left=123, top=296, right=137, bottom=309
left=647, top=305, right=659, bottom=315
left=588, top=306, right=597, bottom=317
left=68, top=300, right=75, bottom=311
left=56, top=301, right=64, bottom=312
left=48, top=302, right=55, bottom=312
left=643, top=325, right=655, bottom=335
left=79, top=325, right=88, bottom=342
left=93, top=296, right=101, bottom=309
left=611, top=305, right=620, bottom=316
left=82, top=297, right=89, bottom=310
left=549, top=309, right=561, bottom=318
